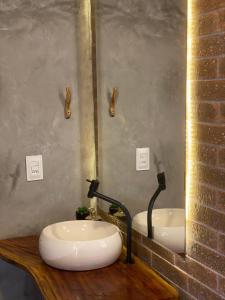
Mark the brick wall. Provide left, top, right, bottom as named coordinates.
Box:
left=100, top=1, right=225, bottom=299
left=100, top=208, right=224, bottom=300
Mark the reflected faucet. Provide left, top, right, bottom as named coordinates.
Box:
left=86, top=179, right=133, bottom=264
left=147, top=172, right=166, bottom=239
left=88, top=207, right=98, bottom=220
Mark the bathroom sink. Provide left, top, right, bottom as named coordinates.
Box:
left=39, top=220, right=122, bottom=271
left=132, top=209, right=185, bottom=253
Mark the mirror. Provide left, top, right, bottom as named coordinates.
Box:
left=95, top=0, right=187, bottom=253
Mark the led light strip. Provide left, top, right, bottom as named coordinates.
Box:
left=186, top=0, right=197, bottom=221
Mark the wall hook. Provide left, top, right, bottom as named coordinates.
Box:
left=109, top=87, right=117, bottom=117
left=65, top=87, right=72, bottom=119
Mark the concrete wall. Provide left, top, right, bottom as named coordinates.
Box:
left=96, top=0, right=187, bottom=215
left=0, top=1, right=81, bottom=298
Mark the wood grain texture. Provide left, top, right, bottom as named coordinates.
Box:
left=0, top=236, right=178, bottom=300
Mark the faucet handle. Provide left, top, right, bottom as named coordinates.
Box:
left=87, top=179, right=100, bottom=198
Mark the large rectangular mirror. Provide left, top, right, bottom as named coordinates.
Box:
left=96, top=0, right=187, bottom=253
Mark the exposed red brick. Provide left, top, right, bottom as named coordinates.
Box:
left=198, top=163, right=225, bottom=190
left=218, top=233, right=225, bottom=254
left=198, top=13, right=219, bottom=35
left=220, top=103, right=225, bottom=120
left=219, top=58, right=225, bottom=78
left=195, top=35, right=225, bottom=58
left=195, top=184, right=216, bottom=207
left=218, top=148, right=225, bottom=167
left=218, top=8, right=225, bottom=32
left=142, top=236, right=175, bottom=264
left=151, top=253, right=188, bottom=289
left=195, top=80, right=225, bottom=101
left=132, top=229, right=143, bottom=242
left=197, top=143, right=217, bottom=165
left=132, top=240, right=151, bottom=263
left=186, top=220, right=218, bottom=249
left=198, top=124, right=225, bottom=145
left=175, top=255, right=217, bottom=289
left=187, top=242, right=225, bottom=276
left=216, top=191, right=225, bottom=213
left=197, top=102, right=219, bottom=123
left=196, top=0, right=225, bottom=14
left=218, top=276, right=225, bottom=297
left=189, top=201, right=225, bottom=233
left=193, top=59, right=217, bottom=80
left=177, top=289, right=196, bottom=300
left=188, top=277, right=223, bottom=300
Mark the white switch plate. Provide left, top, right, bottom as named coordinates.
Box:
left=136, top=148, right=150, bottom=171
left=26, top=155, right=43, bottom=181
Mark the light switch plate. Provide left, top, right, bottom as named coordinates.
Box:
left=26, top=155, right=43, bottom=181
left=136, top=148, right=150, bottom=171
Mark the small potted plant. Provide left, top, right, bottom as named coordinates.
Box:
left=76, top=206, right=89, bottom=220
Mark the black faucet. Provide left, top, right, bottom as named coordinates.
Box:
left=147, top=172, right=166, bottom=239
left=86, top=179, right=133, bottom=264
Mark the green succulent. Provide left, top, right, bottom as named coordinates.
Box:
left=77, top=206, right=89, bottom=214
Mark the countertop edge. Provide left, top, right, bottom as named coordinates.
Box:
left=0, top=236, right=179, bottom=300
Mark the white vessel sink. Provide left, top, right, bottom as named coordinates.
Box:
left=39, top=220, right=122, bottom=271
left=132, top=209, right=185, bottom=253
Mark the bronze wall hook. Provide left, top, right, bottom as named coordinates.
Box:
left=65, top=87, right=72, bottom=119
left=109, top=87, right=117, bottom=117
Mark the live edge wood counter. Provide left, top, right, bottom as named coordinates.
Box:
left=0, top=236, right=178, bottom=300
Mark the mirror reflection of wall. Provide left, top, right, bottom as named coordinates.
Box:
left=96, top=0, right=187, bottom=217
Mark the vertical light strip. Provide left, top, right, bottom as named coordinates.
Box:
left=186, top=0, right=193, bottom=217
left=186, top=0, right=197, bottom=216
left=186, top=0, right=197, bottom=233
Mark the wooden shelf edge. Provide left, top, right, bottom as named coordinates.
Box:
left=0, top=236, right=179, bottom=300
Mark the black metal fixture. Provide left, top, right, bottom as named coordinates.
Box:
left=86, top=179, right=133, bottom=264
left=147, top=172, right=166, bottom=239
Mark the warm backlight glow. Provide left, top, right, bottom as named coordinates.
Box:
left=186, top=0, right=197, bottom=223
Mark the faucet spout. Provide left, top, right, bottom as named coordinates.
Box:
left=147, top=172, right=166, bottom=239
left=86, top=179, right=133, bottom=264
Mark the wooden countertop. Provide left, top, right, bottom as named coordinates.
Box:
left=0, top=236, right=178, bottom=300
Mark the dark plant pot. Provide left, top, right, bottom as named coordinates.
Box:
left=76, top=211, right=89, bottom=220
left=109, top=206, right=119, bottom=215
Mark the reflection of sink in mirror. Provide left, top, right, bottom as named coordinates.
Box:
left=132, top=209, right=185, bottom=253
left=39, top=220, right=122, bottom=271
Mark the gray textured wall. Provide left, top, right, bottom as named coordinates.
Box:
left=96, top=0, right=187, bottom=215
left=0, top=0, right=80, bottom=299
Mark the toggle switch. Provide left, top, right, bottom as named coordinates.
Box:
left=136, top=148, right=150, bottom=171
left=26, top=155, right=43, bottom=181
